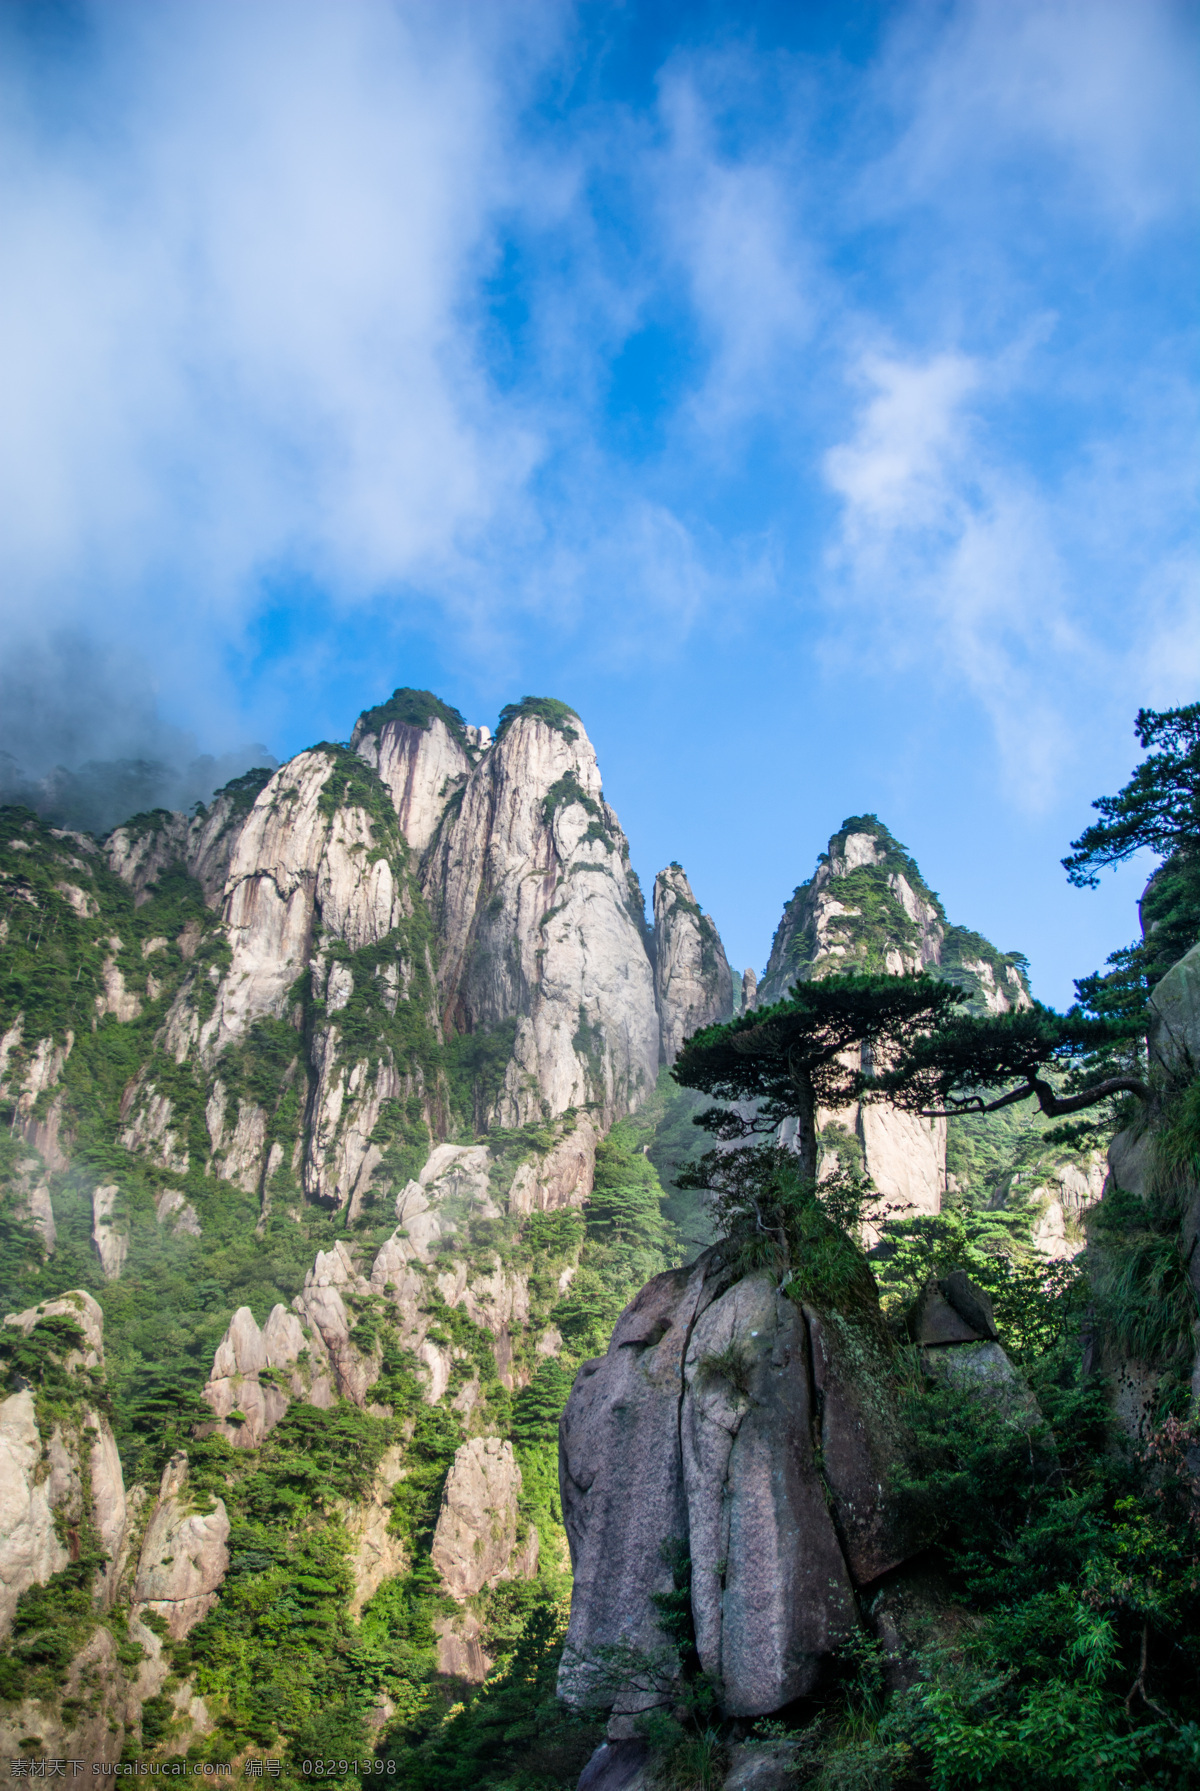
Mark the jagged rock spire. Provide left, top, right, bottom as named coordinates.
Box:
left=421, top=700, right=659, bottom=1130
left=652, top=863, right=734, bottom=1063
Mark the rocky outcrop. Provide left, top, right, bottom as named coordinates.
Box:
left=1146, top=937, right=1200, bottom=1080
left=911, top=1272, right=1046, bottom=1433
left=92, top=1182, right=128, bottom=1279
left=0, top=1292, right=128, bottom=1636
left=431, top=1435, right=536, bottom=1600
left=507, top=1113, right=598, bottom=1214
left=204, top=1081, right=270, bottom=1195
left=989, top=1153, right=1106, bottom=1260
left=1, top=1024, right=74, bottom=1170
left=199, top=1116, right=593, bottom=1443
left=352, top=700, right=473, bottom=855
left=758, top=820, right=944, bottom=1003
left=755, top=819, right=1033, bottom=1222
left=346, top=1445, right=409, bottom=1617
left=132, top=1453, right=230, bottom=1638
left=0, top=1625, right=137, bottom=1766
left=422, top=705, right=659, bottom=1131
left=9, top=1150, right=57, bottom=1253
left=558, top=1253, right=920, bottom=1722
left=759, top=817, right=1030, bottom=1014
left=653, top=865, right=734, bottom=1064
left=169, top=749, right=412, bottom=1066
left=106, top=773, right=272, bottom=909
left=143, top=744, right=449, bottom=1218
left=119, top=1081, right=190, bottom=1175
left=0, top=1388, right=71, bottom=1634
left=202, top=1302, right=326, bottom=1446
left=561, top=1259, right=1042, bottom=1752
left=1096, top=939, right=1200, bottom=1432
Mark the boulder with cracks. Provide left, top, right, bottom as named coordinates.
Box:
left=558, top=1252, right=928, bottom=1722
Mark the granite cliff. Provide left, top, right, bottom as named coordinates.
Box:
left=0, top=689, right=735, bottom=1761
left=0, top=693, right=1096, bottom=1774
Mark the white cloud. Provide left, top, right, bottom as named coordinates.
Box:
left=820, top=345, right=1079, bottom=791
left=0, top=0, right=1192, bottom=800
left=819, top=337, right=1200, bottom=800
left=823, top=352, right=981, bottom=533
left=651, top=58, right=818, bottom=437
left=0, top=0, right=551, bottom=654
left=868, top=0, right=1199, bottom=231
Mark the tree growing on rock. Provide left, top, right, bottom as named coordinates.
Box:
left=672, top=971, right=962, bottom=1179
left=1067, top=702, right=1200, bottom=1011
left=868, top=1001, right=1148, bottom=1123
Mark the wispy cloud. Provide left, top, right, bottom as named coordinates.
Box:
left=0, top=2, right=550, bottom=666
left=652, top=58, right=818, bottom=437
left=0, top=0, right=1193, bottom=815
left=868, top=0, right=1198, bottom=233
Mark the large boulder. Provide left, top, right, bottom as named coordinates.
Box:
left=559, top=1260, right=714, bottom=1717
left=559, top=1254, right=922, bottom=1721
left=681, top=1276, right=857, bottom=1714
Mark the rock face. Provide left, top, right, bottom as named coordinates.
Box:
left=107, top=691, right=720, bottom=1226
left=106, top=773, right=272, bottom=909
left=757, top=817, right=1032, bottom=1222
left=558, top=1253, right=920, bottom=1721
left=352, top=701, right=474, bottom=855
left=758, top=817, right=1032, bottom=1014
left=1099, top=938, right=1200, bottom=1433
left=431, top=1435, right=534, bottom=1601
left=0, top=1388, right=70, bottom=1635
left=132, top=1453, right=231, bottom=1638
left=1147, top=937, right=1200, bottom=1076
left=201, top=1302, right=322, bottom=1447
left=198, top=1113, right=595, bottom=1442
left=561, top=1260, right=1043, bottom=1743
left=181, top=748, right=418, bottom=1066
left=992, top=1154, right=1106, bottom=1260
left=346, top=1445, right=409, bottom=1618
left=0, top=1292, right=128, bottom=1637
left=80, top=691, right=739, bottom=1240
left=92, top=1183, right=128, bottom=1279
left=422, top=704, right=660, bottom=1131
left=653, top=865, right=734, bottom=1064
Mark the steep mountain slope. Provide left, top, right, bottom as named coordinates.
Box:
left=0, top=689, right=731, bottom=1767
left=759, top=813, right=1032, bottom=1013
left=421, top=698, right=659, bottom=1130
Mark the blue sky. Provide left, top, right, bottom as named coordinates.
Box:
left=1, top=0, right=1197, bottom=1003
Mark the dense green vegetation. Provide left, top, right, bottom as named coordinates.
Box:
left=354, top=688, right=473, bottom=754
left=494, top=697, right=580, bottom=744
left=0, top=780, right=692, bottom=1773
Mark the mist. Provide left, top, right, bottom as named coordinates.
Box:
left=0, top=632, right=276, bottom=837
